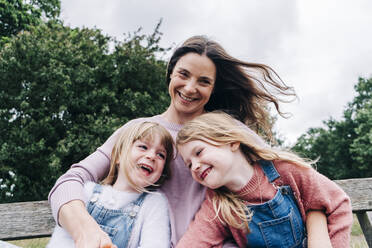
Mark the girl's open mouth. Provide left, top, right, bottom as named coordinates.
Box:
left=139, top=164, right=153, bottom=176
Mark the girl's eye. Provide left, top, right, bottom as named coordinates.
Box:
left=196, top=149, right=203, bottom=156
left=157, top=153, right=166, bottom=159
left=139, top=145, right=147, bottom=150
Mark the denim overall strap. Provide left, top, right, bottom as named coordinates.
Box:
left=87, top=184, right=103, bottom=210
left=245, top=160, right=306, bottom=247
left=133, top=192, right=147, bottom=207
left=92, top=183, right=103, bottom=194
left=127, top=192, right=148, bottom=219
left=258, top=160, right=280, bottom=183
left=86, top=188, right=149, bottom=248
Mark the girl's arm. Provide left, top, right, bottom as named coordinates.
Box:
left=306, top=210, right=332, bottom=248
left=59, top=200, right=116, bottom=248
left=285, top=163, right=353, bottom=248
left=176, top=196, right=229, bottom=248
left=137, top=193, right=171, bottom=248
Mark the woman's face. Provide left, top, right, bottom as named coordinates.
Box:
left=168, top=53, right=216, bottom=118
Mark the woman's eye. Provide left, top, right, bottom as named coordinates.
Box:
left=179, top=71, right=188, bottom=78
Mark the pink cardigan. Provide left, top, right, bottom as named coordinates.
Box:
left=176, top=160, right=353, bottom=248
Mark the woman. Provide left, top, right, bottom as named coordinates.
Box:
left=48, top=35, right=327, bottom=248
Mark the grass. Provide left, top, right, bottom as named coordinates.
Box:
left=8, top=237, right=50, bottom=248
left=6, top=215, right=369, bottom=247
left=350, top=214, right=368, bottom=248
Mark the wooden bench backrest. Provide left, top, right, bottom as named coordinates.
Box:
left=1, top=177, right=371, bottom=242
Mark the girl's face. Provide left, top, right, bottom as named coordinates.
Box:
left=168, top=53, right=216, bottom=118
left=127, top=134, right=167, bottom=189
left=178, top=139, right=238, bottom=190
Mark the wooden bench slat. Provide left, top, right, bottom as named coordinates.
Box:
left=335, top=177, right=372, bottom=212
left=0, top=201, right=54, bottom=240
left=0, top=177, right=371, bottom=243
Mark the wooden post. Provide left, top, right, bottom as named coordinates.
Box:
left=356, top=212, right=372, bottom=247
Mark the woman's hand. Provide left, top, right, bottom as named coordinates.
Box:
left=59, top=200, right=117, bottom=248
left=306, top=210, right=332, bottom=248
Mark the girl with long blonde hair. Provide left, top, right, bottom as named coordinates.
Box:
left=176, top=112, right=352, bottom=248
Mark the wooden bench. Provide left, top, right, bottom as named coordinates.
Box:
left=1, top=177, right=372, bottom=247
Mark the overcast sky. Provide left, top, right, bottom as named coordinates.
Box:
left=60, top=0, right=372, bottom=145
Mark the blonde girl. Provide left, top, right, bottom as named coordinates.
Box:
left=176, top=112, right=352, bottom=248
left=48, top=122, right=174, bottom=248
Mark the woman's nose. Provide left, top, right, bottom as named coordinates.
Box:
left=183, top=79, right=197, bottom=93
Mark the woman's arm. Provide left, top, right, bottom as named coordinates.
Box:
left=306, top=210, right=332, bottom=248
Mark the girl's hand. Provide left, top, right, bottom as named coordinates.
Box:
left=306, top=210, right=332, bottom=248
left=59, top=200, right=117, bottom=248
left=73, top=224, right=117, bottom=248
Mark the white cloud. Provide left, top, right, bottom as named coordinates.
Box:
left=60, top=0, right=372, bottom=144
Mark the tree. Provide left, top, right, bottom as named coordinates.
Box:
left=292, top=77, right=372, bottom=179
left=0, top=20, right=169, bottom=202
left=349, top=78, right=372, bottom=172
left=0, top=0, right=60, bottom=42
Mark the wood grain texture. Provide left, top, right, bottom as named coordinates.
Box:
left=335, top=177, right=372, bottom=212
left=0, top=177, right=371, bottom=241
left=0, top=200, right=54, bottom=240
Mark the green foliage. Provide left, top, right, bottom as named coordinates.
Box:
left=293, top=77, right=372, bottom=179
left=0, top=0, right=60, bottom=43
left=0, top=20, right=169, bottom=202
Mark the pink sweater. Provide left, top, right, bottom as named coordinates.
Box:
left=176, top=160, right=353, bottom=248
left=48, top=115, right=206, bottom=246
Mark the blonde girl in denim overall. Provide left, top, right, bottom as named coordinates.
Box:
left=48, top=121, right=174, bottom=248
left=176, top=112, right=351, bottom=248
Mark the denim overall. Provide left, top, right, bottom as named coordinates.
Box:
left=86, top=184, right=147, bottom=248
left=245, top=160, right=306, bottom=248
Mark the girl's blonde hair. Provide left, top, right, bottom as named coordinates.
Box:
left=176, top=111, right=313, bottom=232
left=102, top=121, right=174, bottom=192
